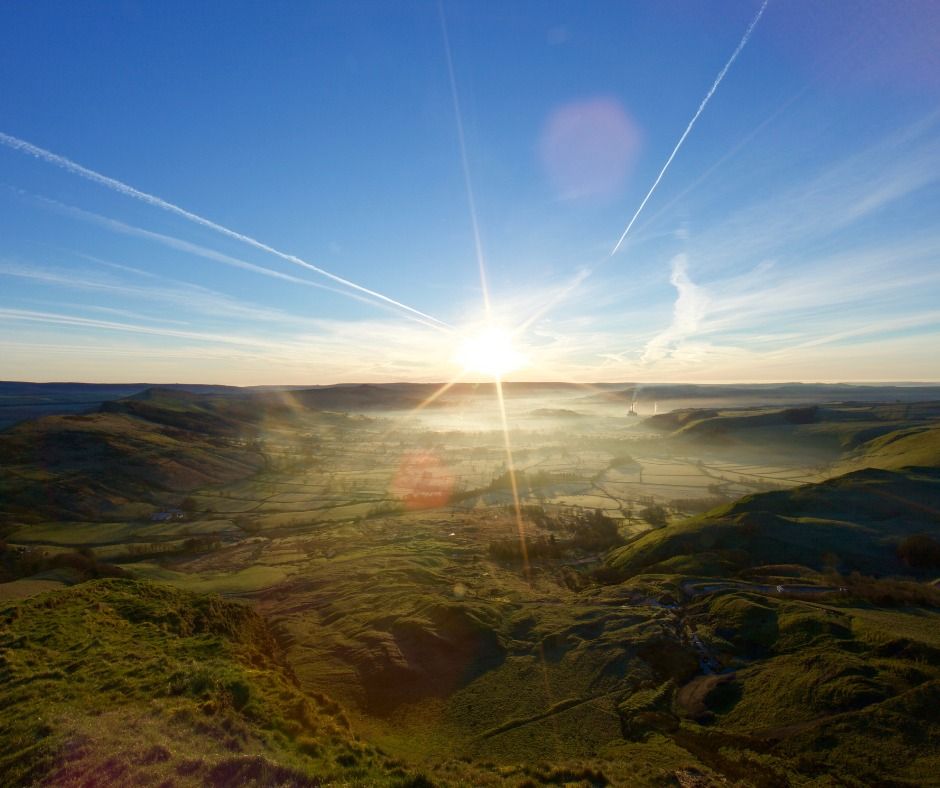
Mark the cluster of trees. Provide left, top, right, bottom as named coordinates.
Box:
left=897, top=533, right=940, bottom=569
left=487, top=469, right=581, bottom=493
left=125, top=536, right=222, bottom=557
left=520, top=504, right=554, bottom=529
left=638, top=504, right=669, bottom=528
left=607, top=454, right=639, bottom=470
left=488, top=507, right=624, bottom=565
left=234, top=515, right=262, bottom=533
left=364, top=501, right=405, bottom=519
left=570, top=508, right=623, bottom=550
left=488, top=534, right=561, bottom=564
left=0, top=542, right=127, bottom=583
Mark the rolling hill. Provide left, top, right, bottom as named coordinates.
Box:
left=642, top=401, right=940, bottom=468
left=607, top=466, right=940, bottom=579
left=0, top=389, right=267, bottom=523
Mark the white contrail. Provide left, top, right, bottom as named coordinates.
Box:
left=32, top=195, right=448, bottom=331
left=0, top=130, right=452, bottom=330
left=610, top=0, right=770, bottom=256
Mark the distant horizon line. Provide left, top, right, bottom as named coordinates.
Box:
left=3, top=379, right=940, bottom=388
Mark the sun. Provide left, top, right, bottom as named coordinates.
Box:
left=456, top=325, right=526, bottom=379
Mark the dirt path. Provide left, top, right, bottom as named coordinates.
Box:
left=681, top=580, right=844, bottom=598
left=477, top=689, right=622, bottom=740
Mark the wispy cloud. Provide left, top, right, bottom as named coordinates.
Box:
left=574, top=112, right=940, bottom=379
left=685, top=113, right=940, bottom=274
left=641, top=255, right=708, bottom=362
left=0, top=307, right=288, bottom=348
left=0, top=258, right=320, bottom=327
left=0, top=303, right=460, bottom=384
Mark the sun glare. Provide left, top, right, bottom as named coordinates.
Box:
left=456, top=325, right=526, bottom=379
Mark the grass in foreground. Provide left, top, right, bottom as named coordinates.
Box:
left=0, top=579, right=432, bottom=786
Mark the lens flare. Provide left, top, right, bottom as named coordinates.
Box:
left=455, top=325, right=526, bottom=379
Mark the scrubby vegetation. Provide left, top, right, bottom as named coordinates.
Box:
left=0, top=542, right=128, bottom=584
left=489, top=508, right=623, bottom=564
left=897, top=532, right=940, bottom=569
left=840, top=571, right=940, bottom=607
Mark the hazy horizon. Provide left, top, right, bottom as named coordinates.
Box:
left=5, top=378, right=940, bottom=388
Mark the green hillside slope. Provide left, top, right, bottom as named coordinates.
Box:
left=836, top=423, right=940, bottom=473
left=644, top=401, right=940, bottom=467
left=0, top=411, right=264, bottom=522
left=607, top=467, right=940, bottom=579
left=0, top=579, right=427, bottom=786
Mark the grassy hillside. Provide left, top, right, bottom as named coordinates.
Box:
left=0, top=396, right=265, bottom=523
left=0, top=579, right=432, bottom=786
left=836, top=422, right=940, bottom=473
left=0, top=386, right=409, bottom=527
left=673, top=589, right=940, bottom=786
left=597, top=459, right=940, bottom=785
left=643, top=401, right=940, bottom=468
left=607, top=467, right=940, bottom=579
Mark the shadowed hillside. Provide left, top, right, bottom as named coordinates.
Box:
left=0, top=382, right=259, bottom=429
left=0, top=389, right=267, bottom=523
left=642, top=401, right=940, bottom=468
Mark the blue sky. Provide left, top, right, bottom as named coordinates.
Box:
left=1, top=0, right=938, bottom=384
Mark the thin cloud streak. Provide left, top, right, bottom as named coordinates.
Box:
left=0, top=258, right=320, bottom=327
left=0, top=307, right=286, bottom=349
left=26, top=195, right=449, bottom=332
left=633, top=85, right=809, bottom=240
left=516, top=267, right=593, bottom=334
left=0, top=130, right=451, bottom=330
